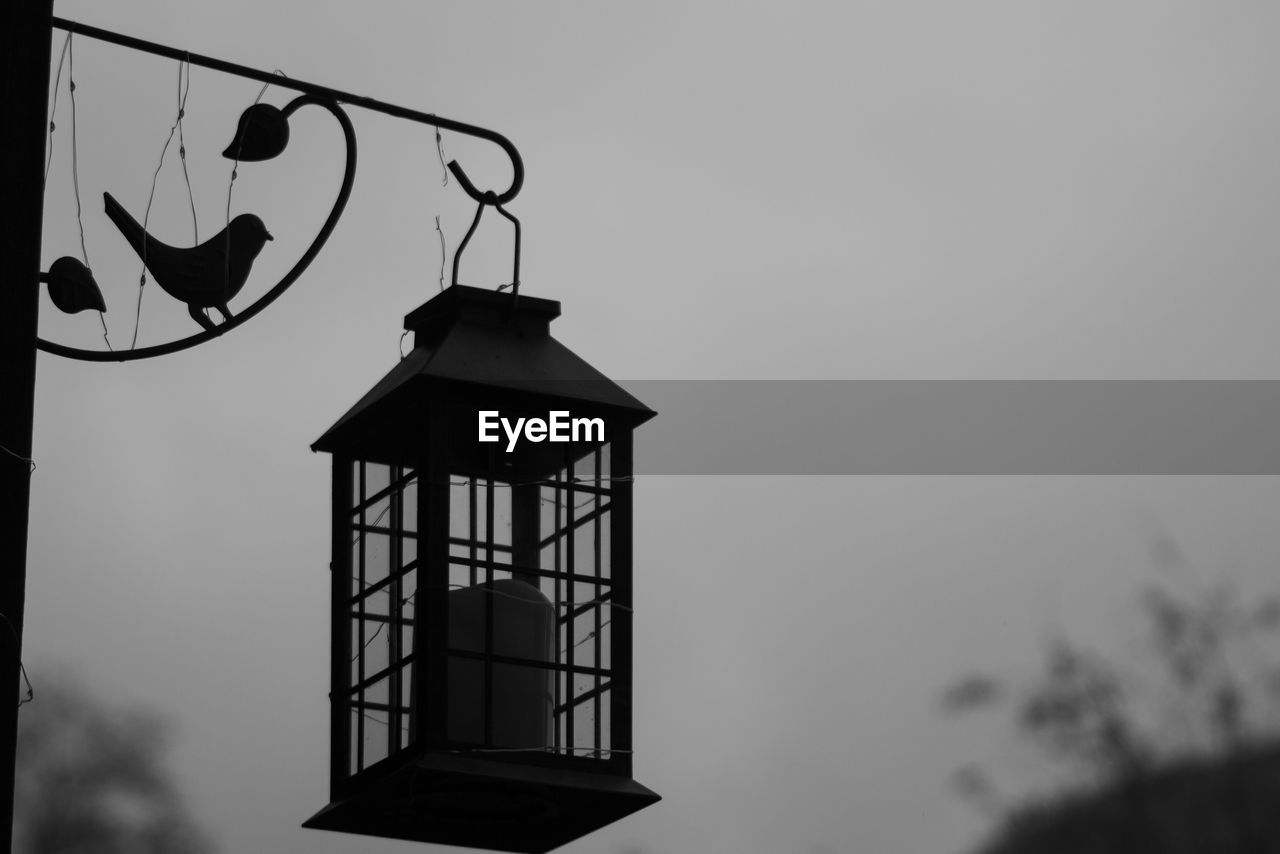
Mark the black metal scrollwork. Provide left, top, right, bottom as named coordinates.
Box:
left=37, top=17, right=523, bottom=363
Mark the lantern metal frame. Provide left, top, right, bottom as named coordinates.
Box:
left=307, top=286, right=659, bottom=853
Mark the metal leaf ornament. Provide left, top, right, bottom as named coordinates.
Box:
left=223, top=103, right=290, bottom=162
left=41, top=256, right=106, bottom=314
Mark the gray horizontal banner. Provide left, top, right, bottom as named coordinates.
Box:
left=615, top=381, right=1280, bottom=474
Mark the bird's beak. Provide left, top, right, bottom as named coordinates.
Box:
left=266, top=232, right=274, bottom=241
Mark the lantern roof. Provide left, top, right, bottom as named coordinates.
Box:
left=312, top=286, right=654, bottom=457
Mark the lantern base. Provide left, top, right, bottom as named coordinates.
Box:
left=303, top=751, right=660, bottom=853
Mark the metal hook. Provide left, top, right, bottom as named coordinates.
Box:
left=450, top=193, right=521, bottom=299
left=447, top=150, right=522, bottom=209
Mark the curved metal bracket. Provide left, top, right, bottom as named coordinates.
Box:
left=38, top=95, right=357, bottom=362
left=39, top=17, right=525, bottom=361
left=445, top=141, right=522, bottom=210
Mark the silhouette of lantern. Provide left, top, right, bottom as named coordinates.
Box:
left=305, top=286, right=660, bottom=852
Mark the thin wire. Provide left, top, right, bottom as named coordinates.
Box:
left=348, top=476, right=630, bottom=536
left=451, top=746, right=631, bottom=755
left=447, top=475, right=634, bottom=488
left=563, top=619, right=612, bottom=655
left=387, top=585, right=630, bottom=616
left=44, top=32, right=71, bottom=183
left=430, top=121, right=448, bottom=294
left=434, top=474, right=630, bottom=512
left=175, top=56, right=198, bottom=243
left=345, top=474, right=631, bottom=545
left=0, top=444, right=36, bottom=475
left=226, top=71, right=288, bottom=210
left=435, top=215, right=446, bottom=292
left=431, top=117, right=448, bottom=186
left=17, top=663, right=33, bottom=708
left=133, top=59, right=194, bottom=348
left=568, top=598, right=630, bottom=614
left=447, top=474, right=632, bottom=511
left=66, top=36, right=111, bottom=350
left=355, top=621, right=388, bottom=659
left=345, top=473, right=632, bottom=494
left=226, top=70, right=287, bottom=302
left=441, top=584, right=632, bottom=614
left=352, top=503, right=393, bottom=545
left=0, top=613, right=35, bottom=708
left=399, top=330, right=410, bottom=360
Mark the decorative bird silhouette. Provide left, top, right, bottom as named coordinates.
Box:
left=103, top=191, right=272, bottom=331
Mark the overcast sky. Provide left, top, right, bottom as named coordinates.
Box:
left=25, top=2, right=1280, bottom=853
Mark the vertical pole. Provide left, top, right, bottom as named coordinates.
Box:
left=420, top=401, right=450, bottom=747
left=0, top=1, right=53, bottom=851
left=610, top=431, right=634, bottom=778
left=330, top=458, right=353, bottom=796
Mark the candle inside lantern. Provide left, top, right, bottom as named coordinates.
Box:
left=447, top=579, right=555, bottom=748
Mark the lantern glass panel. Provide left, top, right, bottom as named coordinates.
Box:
left=363, top=713, right=389, bottom=767
left=341, top=460, right=419, bottom=779
left=436, top=441, right=618, bottom=763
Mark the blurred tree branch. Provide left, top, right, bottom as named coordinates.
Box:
left=14, top=675, right=212, bottom=854
left=942, top=569, right=1280, bottom=854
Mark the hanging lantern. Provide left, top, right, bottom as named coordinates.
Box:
left=305, top=286, right=660, bottom=852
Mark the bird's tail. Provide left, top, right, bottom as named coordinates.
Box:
left=102, top=192, right=149, bottom=259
